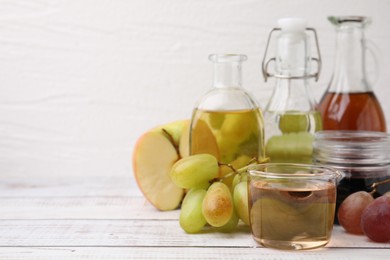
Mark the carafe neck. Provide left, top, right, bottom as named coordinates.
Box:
left=329, top=18, right=371, bottom=93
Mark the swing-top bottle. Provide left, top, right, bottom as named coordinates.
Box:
left=262, top=18, right=323, bottom=163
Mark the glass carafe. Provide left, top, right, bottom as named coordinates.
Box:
left=262, top=18, right=322, bottom=164
left=318, top=16, right=386, bottom=132
left=190, top=54, right=265, bottom=186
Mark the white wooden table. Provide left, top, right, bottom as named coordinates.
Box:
left=0, top=173, right=389, bottom=259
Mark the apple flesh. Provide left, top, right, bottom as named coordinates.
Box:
left=132, top=120, right=188, bottom=211
left=179, top=119, right=220, bottom=160
left=133, top=118, right=221, bottom=211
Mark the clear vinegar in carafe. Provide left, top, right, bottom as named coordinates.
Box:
left=190, top=108, right=264, bottom=164
left=189, top=54, right=265, bottom=187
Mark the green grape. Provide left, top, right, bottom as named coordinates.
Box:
left=232, top=174, right=241, bottom=189
left=233, top=181, right=250, bottom=225
left=170, top=154, right=219, bottom=189
left=220, top=155, right=251, bottom=190
left=202, top=182, right=233, bottom=227
left=195, top=181, right=211, bottom=190
left=215, top=209, right=239, bottom=233
left=278, top=111, right=322, bottom=134
left=179, top=188, right=207, bottom=234
left=279, top=112, right=309, bottom=133
left=232, top=173, right=248, bottom=189
left=265, top=132, right=314, bottom=163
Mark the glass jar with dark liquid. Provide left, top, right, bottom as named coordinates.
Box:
left=318, top=16, right=386, bottom=132
left=313, top=131, right=390, bottom=223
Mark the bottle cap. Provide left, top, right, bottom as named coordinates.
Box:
left=278, top=17, right=307, bottom=33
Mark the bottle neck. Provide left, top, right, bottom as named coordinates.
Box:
left=266, top=78, right=315, bottom=112
left=275, top=31, right=310, bottom=78
left=266, top=30, right=316, bottom=112
left=209, top=54, right=246, bottom=89
left=329, top=23, right=370, bottom=92
left=212, top=61, right=242, bottom=88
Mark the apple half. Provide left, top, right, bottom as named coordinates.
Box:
left=133, top=120, right=188, bottom=211
left=133, top=119, right=220, bottom=211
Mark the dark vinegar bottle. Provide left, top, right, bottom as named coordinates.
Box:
left=318, top=16, right=386, bottom=132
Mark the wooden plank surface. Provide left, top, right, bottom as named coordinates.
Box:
left=0, top=197, right=178, bottom=220
left=0, top=247, right=389, bottom=260
left=0, top=200, right=388, bottom=249
left=0, top=219, right=375, bottom=248
left=0, top=175, right=141, bottom=197
left=0, top=175, right=389, bottom=259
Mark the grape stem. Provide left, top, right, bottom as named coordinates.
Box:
left=207, top=163, right=236, bottom=184
left=369, top=178, right=390, bottom=195
left=209, top=157, right=270, bottom=184
left=218, top=162, right=237, bottom=175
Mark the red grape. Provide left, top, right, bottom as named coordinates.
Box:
left=337, top=191, right=374, bottom=234
left=361, top=195, right=390, bottom=242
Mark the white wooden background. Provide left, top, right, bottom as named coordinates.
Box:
left=1, top=0, right=390, bottom=184
left=0, top=1, right=390, bottom=259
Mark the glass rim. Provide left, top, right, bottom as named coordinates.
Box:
left=315, top=130, right=390, bottom=142
left=328, top=16, right=371, bottom=26
left=247, top=163, right=343, bottom=180
left=313, top=130, right=390, bottom=165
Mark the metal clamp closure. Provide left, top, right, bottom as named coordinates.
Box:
left=262, top=28, right=322, bottom=82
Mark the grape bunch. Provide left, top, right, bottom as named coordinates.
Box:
left=338, top=189, right=390, bottom=243
left=169, top=154, right=250, bottom=233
